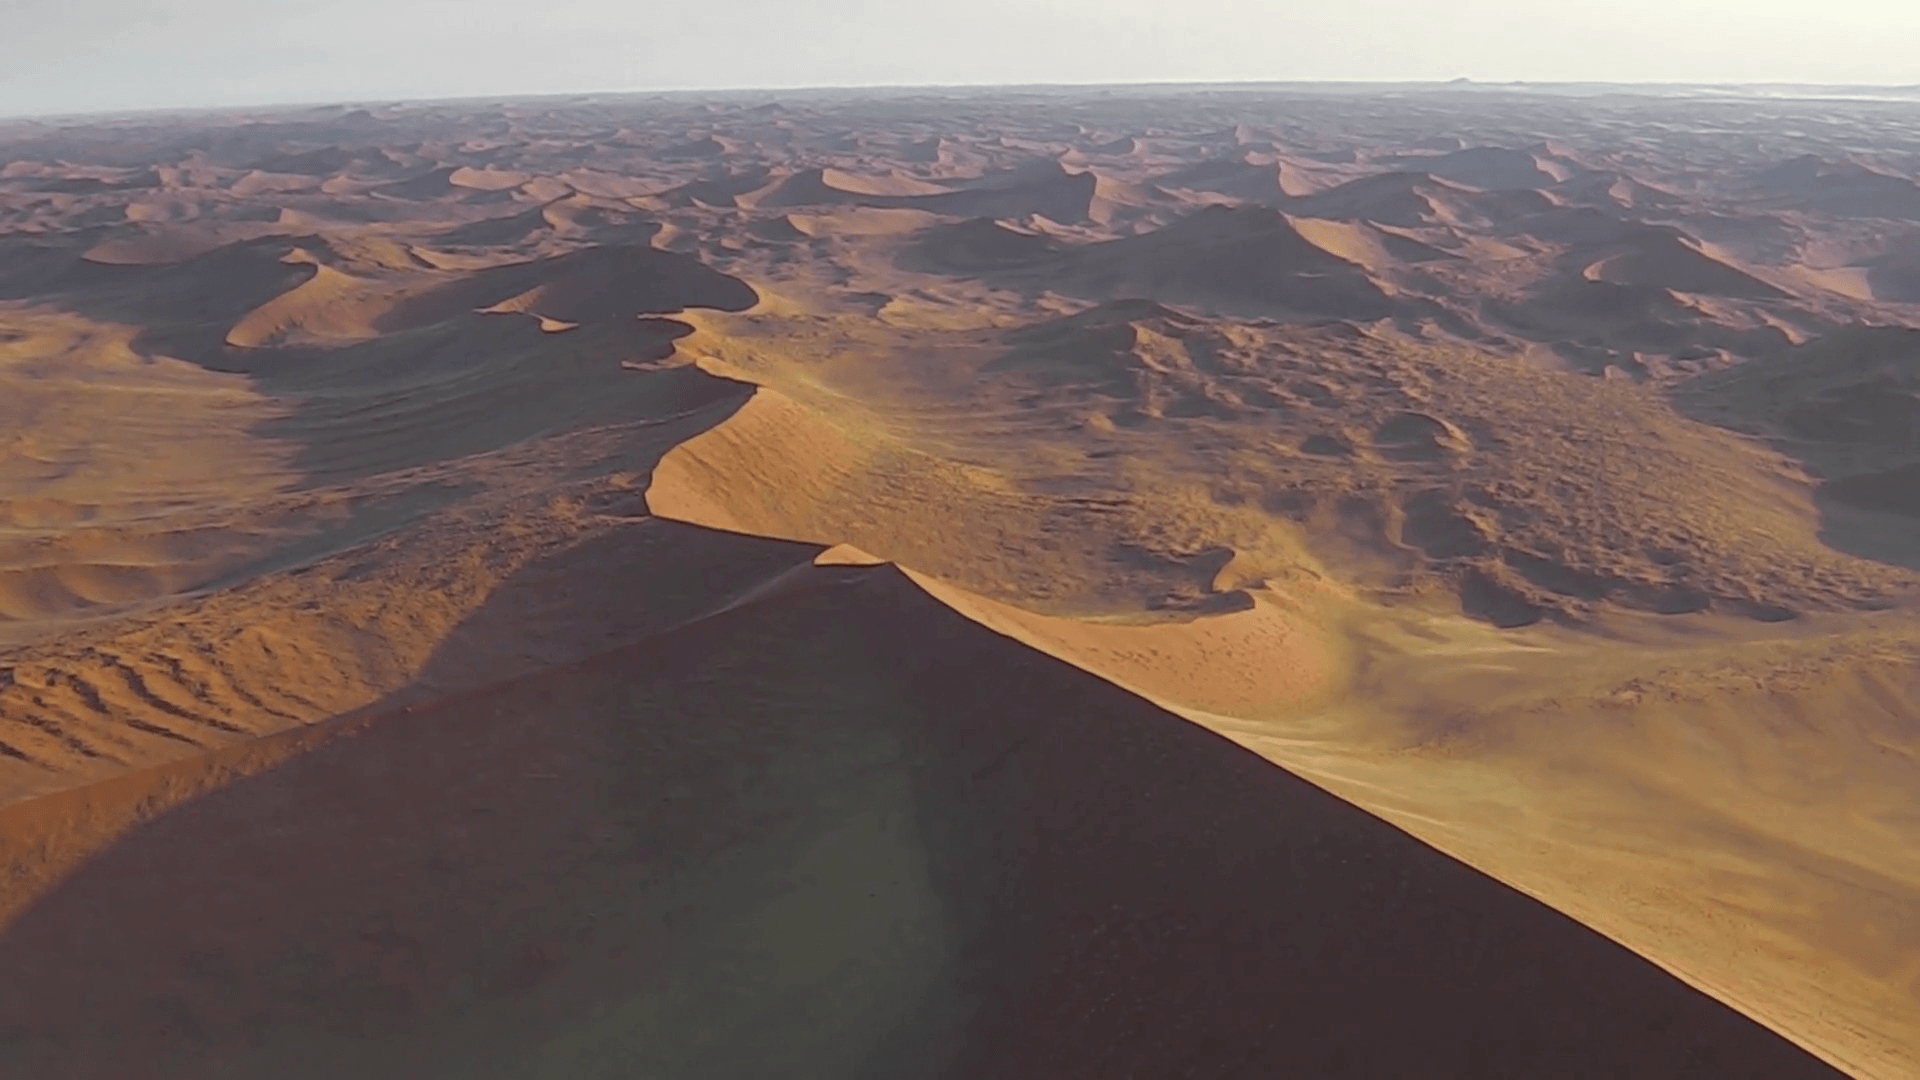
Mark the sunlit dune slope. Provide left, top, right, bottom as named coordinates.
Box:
left=656, top=302, right=1912, bottom=626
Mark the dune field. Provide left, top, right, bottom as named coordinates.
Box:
left=1, top=84, right=1919, bottom=1076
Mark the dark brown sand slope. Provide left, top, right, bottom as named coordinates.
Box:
left=0, top=545, right=1835, bottom=1079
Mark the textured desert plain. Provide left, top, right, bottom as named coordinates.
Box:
left=1, top=84, right=1919, bottom=1076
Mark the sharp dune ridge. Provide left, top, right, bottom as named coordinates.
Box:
left=1, top=86, right=1919, bottom=1077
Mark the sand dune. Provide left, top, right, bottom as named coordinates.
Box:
left=379, top=244, right=758, bottom=331
left=1754, top=155, right=1920, bottom=219
left=1287, top=171, right=1462, bottom=226
left=981, top=204, right=1403, bottom=320
left=1417, top=145, right=1568, bottom=190
left=647, top=167, right=774, bottom=209
left=657, top=134, right=741, bottom=160
left=1580, top=230, right=1789, bottom=299
left=817, top=167, right=956, bottom=198
left=3, top=85, right=1920, bottom=1077
left=229, top=169, right=323, bottom=198
left=1154, top=154, right=1322, bottom=203
left=225, top=257, right=393, bottom=347
left=909, top=216, right=1063, bottom=270
left=632, top=307, right=1916, bottom=1073
left=0, top=557, right=1836, bottom=1079
left=446, top=166, right=531, bottom=193
left=242, top=145, right=367, bottom=178
left=430, top=205, right=568, bottom=247
left=1287, top=215, right=1457, bottom=273
left=373, top=166, right=467, bottom=201
left=752, top=161, right=1101, bottom=222
left=785, top=207, right=943, bottom=238
left=744, top=167, right=871, bottom=208
left=1682, top=327, right=1920, bottom=524
left=79, top=224, right=233, bottom=266
left=0, top=349, right=752, bottom=797
left=1859, top=239, right=1920, bottom=303
left=0, top=306, right=305, bottom=634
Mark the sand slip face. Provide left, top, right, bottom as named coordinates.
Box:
left=2, top=87, right=1920, bottom=1076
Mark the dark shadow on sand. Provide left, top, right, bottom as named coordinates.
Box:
left=0, top=529, right=1845, bottom=1078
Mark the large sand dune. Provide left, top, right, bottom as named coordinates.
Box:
left=4, top=85, right=1920, bottom=1076
left=0, top=556, right=1838, bottom=1079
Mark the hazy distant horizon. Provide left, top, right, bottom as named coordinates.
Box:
left=7, top=77, right=1920, bottom=125
left=4, top=0, right=1916, bottom=120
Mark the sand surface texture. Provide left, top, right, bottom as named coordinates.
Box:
left=1, top=86, right=1917, bottom=1076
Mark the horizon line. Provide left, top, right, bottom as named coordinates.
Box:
left=7, top=76, right=1920, bottom=126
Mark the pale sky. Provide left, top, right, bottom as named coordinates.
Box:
left=2, top=0, right=1917, bottom=118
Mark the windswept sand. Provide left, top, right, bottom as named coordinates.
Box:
left=3, top=85, right=1920, bottom=1076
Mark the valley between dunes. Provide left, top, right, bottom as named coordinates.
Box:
left=1, top=86, right=1918, bottom=1077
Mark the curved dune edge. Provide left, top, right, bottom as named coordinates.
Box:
left=643, top=387, right=870, bottom=543
left=643, top=382, right=1349, bottom=718
left=225, top=260, right=388, bottom=347
left=886, top=563, right=1920, bottom=1079
left=641, top=374, right=1912, bottom=1078
left=899, top=567, right=1345, bottom=720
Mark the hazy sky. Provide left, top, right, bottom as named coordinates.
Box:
left=3, top=0, right=1917, bottom=117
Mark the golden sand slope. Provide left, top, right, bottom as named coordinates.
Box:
left=0, top=308, right=302, bottom=629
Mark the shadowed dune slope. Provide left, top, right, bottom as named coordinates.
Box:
left=1581, top=231, right=1788, bottom=299
left=79, top=224, right=235, bottom=266
left=1286, top=171, right=1458, bottom=227
left=1753, top=156, right=1920, bottom=219
left=1154, top=155, right=1319, bottom=204
left=968, top=204, right=1401, bottom=319
left=0, top=558, right=1839, bottom=1080
left=379, top=245, right=759, bottom=332
left=1420, top=145, right=1565, bottom=190
left=250, top=319, right=735, bottom=480
left=906, top=217, right=1063, bottom=271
